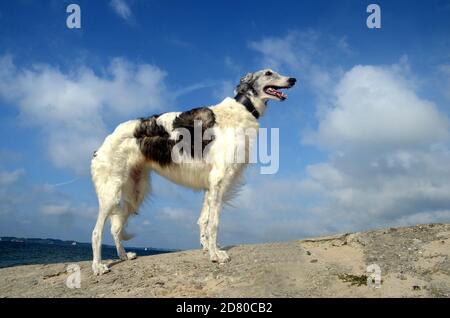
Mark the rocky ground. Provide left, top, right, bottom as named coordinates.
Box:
left=0, top=223, right=449, bottom=297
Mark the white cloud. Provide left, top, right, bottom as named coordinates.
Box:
left=39, top=201, right=96, bottom=219
left=308, top=64, right=449, bottom=151
left=249, top=32, right=301, bottom=71
left=157, top=207, right=195, bottom=223
left=0, top=55, right=170, bottom=175
left=40, top=203, right=72, bottom=216
left=0, top=168, right=25, bottom=186
left=299, top=63, right=450, bottom=230
left=110, top=0, right=133, bottom=22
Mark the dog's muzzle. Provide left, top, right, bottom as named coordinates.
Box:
left=264, top=77, right=297, bottom=100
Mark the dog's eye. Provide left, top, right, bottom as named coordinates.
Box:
left=265, top=71, right=273, bottom=76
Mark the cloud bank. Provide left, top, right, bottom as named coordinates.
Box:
left=0, top=55, right=170, bottom=175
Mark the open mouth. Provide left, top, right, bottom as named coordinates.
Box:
left=264, top=85, right=289, bottom=100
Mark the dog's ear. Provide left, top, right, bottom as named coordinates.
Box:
left=236, top=73, right=255, bottom=95
left=240, top=73, right=254, bottom=84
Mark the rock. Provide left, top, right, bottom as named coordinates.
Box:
left=0, top=223, right=449, bottom=297
left=436, top=231, right=450, bottom=238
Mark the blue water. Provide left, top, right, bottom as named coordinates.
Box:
left=0, top=241, right=173, bottom=268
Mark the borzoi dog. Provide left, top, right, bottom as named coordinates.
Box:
left=91, top=69, right=296, bottom=275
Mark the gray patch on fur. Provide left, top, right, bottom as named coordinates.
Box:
left=173, top=107, right=216, bottom=158
left=134, top=115, right=174, bottom=166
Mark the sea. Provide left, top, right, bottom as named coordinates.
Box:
left=0, top=239, right=174, bottom=269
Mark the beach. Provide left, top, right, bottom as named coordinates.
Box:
left=1, top=223, right=449, bottom=297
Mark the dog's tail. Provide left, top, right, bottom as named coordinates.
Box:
left=119, top=228, right=135, bottom=241
left=110, top=213, right=135, bottom=241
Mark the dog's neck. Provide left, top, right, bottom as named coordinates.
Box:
left=234, top=93, right=267, bottom=119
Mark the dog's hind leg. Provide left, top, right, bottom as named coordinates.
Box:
left=197, top=190, right=210, bottom=251
left=92, top=186, right=121, bottom=275
left=110, top=165, right=150, bottom=261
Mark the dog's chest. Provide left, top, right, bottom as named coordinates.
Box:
left=152, top=161, right=211, bottom=190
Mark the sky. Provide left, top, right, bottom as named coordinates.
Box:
left=0, top=0, right=449, bottom=249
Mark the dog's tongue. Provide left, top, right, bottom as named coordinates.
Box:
left=267, top=87, right=287, bottom=100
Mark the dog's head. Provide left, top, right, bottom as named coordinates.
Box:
left=235, top=69, right=297, bottom=102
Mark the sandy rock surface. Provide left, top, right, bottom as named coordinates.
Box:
left=1, top=223, right=449, bottom=297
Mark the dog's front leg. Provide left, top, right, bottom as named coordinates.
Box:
left=197, top=190, right=210, bottom=251
left=206, top=168, right=231, bottom=263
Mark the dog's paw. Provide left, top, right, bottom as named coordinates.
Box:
left=126, top=252, right=137, bottom=260
left=210, top=249, right=231, bottom=264
left=119, top=251, right=137, bottom=261
left=92, top=262, right=110, bottom=275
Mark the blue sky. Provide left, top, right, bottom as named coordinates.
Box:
left=0, top=0, right=449, bottom=249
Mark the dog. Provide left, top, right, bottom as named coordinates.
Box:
left=91, top=69, right=296, bottom=275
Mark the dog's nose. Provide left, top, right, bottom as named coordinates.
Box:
left=288, top=78, right=297, bottom=86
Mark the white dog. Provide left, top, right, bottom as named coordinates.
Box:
left=91, top=69, right=296, bottom=275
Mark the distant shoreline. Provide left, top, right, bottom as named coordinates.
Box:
left=0, top=237, right=177, bottom=269
left=0, top=236, right=177, bottom=252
